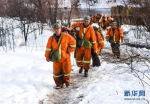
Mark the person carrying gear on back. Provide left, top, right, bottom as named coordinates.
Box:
left=45, top=22, right=76, bottom=89
left=94, top=15, right=98, bottom=23
left=105, top=22, right=124, bottom=58
left=96, top=14, right=102, bottom=23
left=68, top=16, right=97, bottom=77
left=100, top=14, right=106, bottom=30
left=104, top=16, right=114, bottom=28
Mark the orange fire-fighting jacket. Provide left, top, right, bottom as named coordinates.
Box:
left=106, top=28, right=124, bottom=43
left=95, top=31, right=104, bottom=55
left=45, top=32, right=76, bottom=61
left=68, top=22, right=97, bottom=52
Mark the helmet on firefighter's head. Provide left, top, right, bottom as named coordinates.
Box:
left=84, top=16, right=91, bottom=22
left=53, top=23, right=61, bottom=29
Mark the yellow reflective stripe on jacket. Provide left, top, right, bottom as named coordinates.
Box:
left=83, top=60, right=90, bottom=63
left=64, top=73, right=70, bottom=76
left=84, top=28, right=86, bottom=32
left=114, top=31, right=116, bottom=43
left=92, top=41, right=96, bottom=44
left=53, top=74, right=63, bottom=78
left=76, top=60, right=90, bottom=63
left=70, top=44, right=76, bottom=47
left=46, top=48, right=51, bottom=51
left=82, top=28, right=86, bottom=39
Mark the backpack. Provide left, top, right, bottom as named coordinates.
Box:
left=49, top=34, right=63, bottom=62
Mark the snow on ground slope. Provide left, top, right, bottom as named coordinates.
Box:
left=0, top=30, right=55, bottom=104
left=77, top=62, right=150, bottom=104
left=121, top=25, right=150, bottom=48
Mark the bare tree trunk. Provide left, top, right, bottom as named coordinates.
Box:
left=54, top=0, right=58, bottom=24
left=68, top=6, right=74, bottom=27
left=38, top=0, right=46, bottom=23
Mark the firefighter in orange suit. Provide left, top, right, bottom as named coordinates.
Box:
left=68, top=16, right=97, bottom=77
left=105, top=22, right=124, bottom=58
left=100, top=14, right=106, bottom=29
left=45, top=23, right=76, bottom=89
left=92, top=15, right=97, bottom=23
left=104, top=16, right=114, bottom=28
left=96, top=14, right=102, bottom=23
left=93, top=26, right=104, bottom=55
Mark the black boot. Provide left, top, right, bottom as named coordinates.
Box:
left=84, top=69, right=88, bottom=77
left=117, top=52, right=120, bottom=59
left=79, top=67, right=83, bottom=73
left=54, top=85, right=63, bottom=89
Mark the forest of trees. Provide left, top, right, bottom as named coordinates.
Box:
left=0, top=0, right=85, bottom=25
left=0, top=0, right=150, bottom=48
left=0, top=0, right=117, bottom=25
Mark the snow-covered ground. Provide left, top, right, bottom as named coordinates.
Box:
left=0, top=29, right=54, bottom=104
left=122, top=25, right=150, bottom=47
left=78, top=62, right=150, bottom=104
left=0, top=18, right=150, bottom=104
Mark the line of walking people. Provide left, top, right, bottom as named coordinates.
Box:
left=44, top=15, right=124, bottom=89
